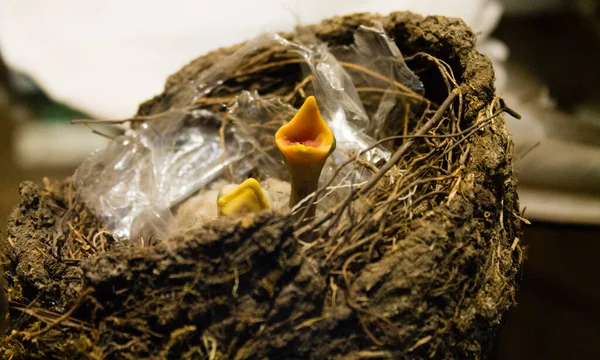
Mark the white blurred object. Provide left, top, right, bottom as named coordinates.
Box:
left=477, top=38, right=509, bottom=92
left=0, top=0, right=504, bottom=119
left=13, top=122, right=109, bottom=168
left=519, top=186, right=600, bottom=226
left=503, top=63, right=600, bottom=225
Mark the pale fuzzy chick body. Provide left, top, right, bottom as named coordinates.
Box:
left=175, top=178, right=290, bottom=232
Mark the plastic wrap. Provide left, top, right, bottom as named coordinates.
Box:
left=227, top=91, right=297, bottom=182
left=286, top=35, right=390, bottom=166
left=73, top=110, right=244, bottom=241
left=74, top=25, right=422, bottom=242
left=330, top=25, right=424, bottom=139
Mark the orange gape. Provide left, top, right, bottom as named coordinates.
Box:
left=275, top=96, right=335, bottom=167
left=280, top=138, right=322, bottom=147
left=275, top=96, right=336, bottom=215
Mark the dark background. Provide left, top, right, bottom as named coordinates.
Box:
left=489, top=11, right=600, bottom=359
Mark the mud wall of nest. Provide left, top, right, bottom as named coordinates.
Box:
left=1, top=12, right=522, bottom=360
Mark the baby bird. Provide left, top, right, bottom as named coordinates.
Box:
left=175, top=178, right=290, bottom=231
left=176, top=95, right=335, bottom=231
left=275, top=95, right=335, bottom=219
left=217, top=178, right=271, bottom=216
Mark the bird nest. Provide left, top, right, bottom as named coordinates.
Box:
left=1, top=12, right=523, bottom=360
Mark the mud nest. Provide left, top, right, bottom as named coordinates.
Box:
left=1, top=12, right=523, bottom=360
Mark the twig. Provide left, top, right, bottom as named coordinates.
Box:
left=518, top=141, right=540, bottom=161
left=71, top=107, right=191, bottom=124
left=11, top=302, right=92, bottom=331
left=285, top=75, right=313, bottom=102
left=340, top=61, right=427, bottom=103
left=16, top=287, right=94, bottom=340
left=513, top=212, right=531, bottom=225
left=354, top=87, right=427, bottom=104
left=499, top=98, right=522, bottom=119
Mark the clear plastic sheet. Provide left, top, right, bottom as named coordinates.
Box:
left=286, top=35, right=391, bottom=167
left=330, top=25, right=424, bottom=139
left=227, top=91, right=296, bottom=182
left=74, top=110, right=244, bottom=241
left=74, top=25, right=422, bottom=242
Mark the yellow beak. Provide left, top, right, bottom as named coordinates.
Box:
left=217, top=178, right=271, bottom=216
left=275, top=96, right=335, bottom=215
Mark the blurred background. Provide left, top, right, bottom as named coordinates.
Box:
left=0, top=0, right=598, bottom=358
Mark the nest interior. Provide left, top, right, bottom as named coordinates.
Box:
left=1, top=12, right=523, bottom=360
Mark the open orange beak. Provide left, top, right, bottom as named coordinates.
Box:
left=275, top=96, right=336, bottom=216
left=217, top=178, right=271, bottom=216
left=275, top=96, right=335, bottom=167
